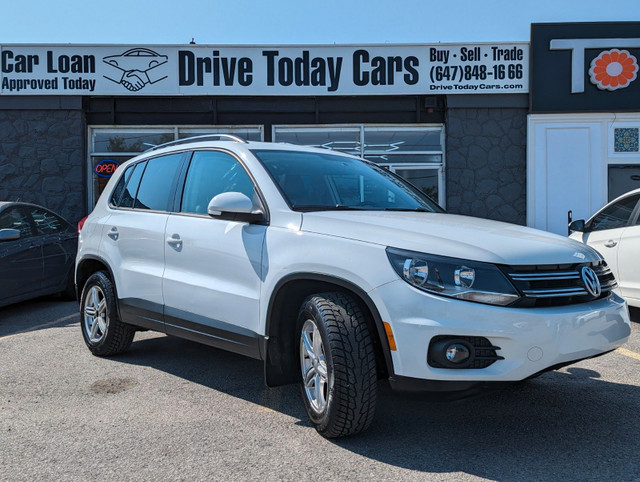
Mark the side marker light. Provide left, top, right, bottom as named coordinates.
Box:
left=383, top=322, right=397, bottom=351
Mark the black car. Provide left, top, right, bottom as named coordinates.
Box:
left=0, top=202, right=78, bottom=308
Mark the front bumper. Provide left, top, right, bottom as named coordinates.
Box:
left=370, top=280, right=631, bottom=384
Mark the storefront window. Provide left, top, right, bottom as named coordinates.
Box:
left=274, top=128, right=361, bottom=156
left=272, top=124, right=445, bottom=206
left=93, top=130, right=174, bottom=153
left=88, top=126, right=263, bottom=207
left=393, top=167, right=439, bottom=201
left=364, top=154, right=441, bottom=164
left=608, top=165, right=640, bottom=201
left=363, top=128, right=442, bottom=153
left=178, top=127, right=263, bottom=141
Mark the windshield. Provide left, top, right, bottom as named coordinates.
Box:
left=252, top=149, right=443, bottom=213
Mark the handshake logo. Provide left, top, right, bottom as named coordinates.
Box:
left=103, top=48, right=169, bottom=92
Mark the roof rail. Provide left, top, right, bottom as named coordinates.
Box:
left=144, top=134, right=248, bottom=152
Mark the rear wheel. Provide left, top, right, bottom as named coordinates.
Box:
left=297, top=292, right=377, bottom=438
left=80, top=272, right=134, bottom=356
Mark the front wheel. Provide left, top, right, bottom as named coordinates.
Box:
left=297, top=292, right=378, bottom=438
left=80, top=271, right=134, bottom=356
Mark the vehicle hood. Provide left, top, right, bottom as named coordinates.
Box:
left=300, top=211, right=601, bottom=265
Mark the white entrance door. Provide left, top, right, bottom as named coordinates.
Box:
left=528, top=119, right=605, bottom=235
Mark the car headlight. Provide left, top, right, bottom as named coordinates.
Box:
left=386, top=247, right=520, bottom=306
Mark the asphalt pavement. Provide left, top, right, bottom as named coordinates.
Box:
left=1, top=299, right=640, bottom=481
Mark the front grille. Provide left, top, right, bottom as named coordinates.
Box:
left=503, top=260, right=617, bottom=307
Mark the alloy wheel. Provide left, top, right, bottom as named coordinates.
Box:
left=83, top=285, right=108, bottom=344
left=300, top=318, right=329, bottom=413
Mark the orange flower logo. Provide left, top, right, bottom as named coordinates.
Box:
left=589, top=49, right=638, bottom=91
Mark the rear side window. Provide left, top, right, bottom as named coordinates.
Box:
left=181, top=151, right=256, bottom=215
left=110, top=165, right=135, bottom=207
left=118, top=162, right=146, bottom=208
left=590, top=194, right=640, bottom=231
left=30, top=208, right=69, bottom=235
left=134, top=154, right=183, bottom=211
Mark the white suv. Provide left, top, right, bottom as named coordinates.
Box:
left=76, top=135, right=631, bottom=438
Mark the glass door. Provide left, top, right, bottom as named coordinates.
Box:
left=384, top=165, right=442, bottom=204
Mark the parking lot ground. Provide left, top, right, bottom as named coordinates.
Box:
left=2, top=299, right=640, bottom=481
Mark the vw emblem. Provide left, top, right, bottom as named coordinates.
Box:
left=581, top=266, right=601, bottom=297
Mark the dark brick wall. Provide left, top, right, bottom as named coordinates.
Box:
left=0, top=109, right=85, bottom=224
left=445, top=107, right=527, bottom=225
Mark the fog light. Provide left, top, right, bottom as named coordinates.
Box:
left=445, top=343, right=470, bottom=364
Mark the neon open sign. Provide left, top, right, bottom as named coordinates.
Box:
left=94, top=159, right=120, bottom=178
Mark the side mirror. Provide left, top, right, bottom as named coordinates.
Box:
left=207, top=192, right=266, bottom=224
left=568, top=219, right=586, bottom=233
left=0, top=228, right=21, bottom=241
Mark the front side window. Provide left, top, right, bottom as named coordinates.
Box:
left=0, top=208, right=33, bottom=238
left=181, top=151, right=256, bottom=215
left=252, top=149, right=443, bottom=212
left=134, top=154, right=183, bottom=211
left=590, top=194, right=640, bottom=231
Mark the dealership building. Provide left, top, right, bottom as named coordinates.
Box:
left=1, top=22, right=638, bottom=234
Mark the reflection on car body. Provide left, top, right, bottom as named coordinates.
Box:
left=0, top=202, right=78, bottom=308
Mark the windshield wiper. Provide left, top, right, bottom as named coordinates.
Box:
left=294, top=204, right=433, bottom=213
left=383, top=207, right=431, bottom=212
left=294, top=204, right=368, bottom=212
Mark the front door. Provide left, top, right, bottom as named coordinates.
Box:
left=0, top=207, right=42, bottom=303
left=616, top=224, right=640, bottom=304
left=576, top=193, right=640, bottom=294
left=162, top=150, right=266, bottom=358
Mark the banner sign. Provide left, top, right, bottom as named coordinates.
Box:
left=0, top=43, right=528, bottom=96
left=531, top=22, right=640, bottom=112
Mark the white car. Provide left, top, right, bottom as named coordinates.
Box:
left=570, top=188, right=640, bottom=307
left=76, top=135, right=631, bottom=438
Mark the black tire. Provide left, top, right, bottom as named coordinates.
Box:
left=297, top=292, right=377, bottom=438
left=80, top=271, right=134, bottom=356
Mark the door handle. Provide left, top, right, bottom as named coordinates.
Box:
left=107, top=227, right=119, bottom=241
left=604, top=240, right=617, bottom=248
left=166, top=234, right=183, bottom=250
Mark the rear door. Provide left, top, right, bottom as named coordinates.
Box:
left=0, top=206, right=43, bottom=302
left=101, top=152, right=185, bottom=329
left=162, top=150, right=266, bottom=357
left=29, top=207, right=77, bottom=292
